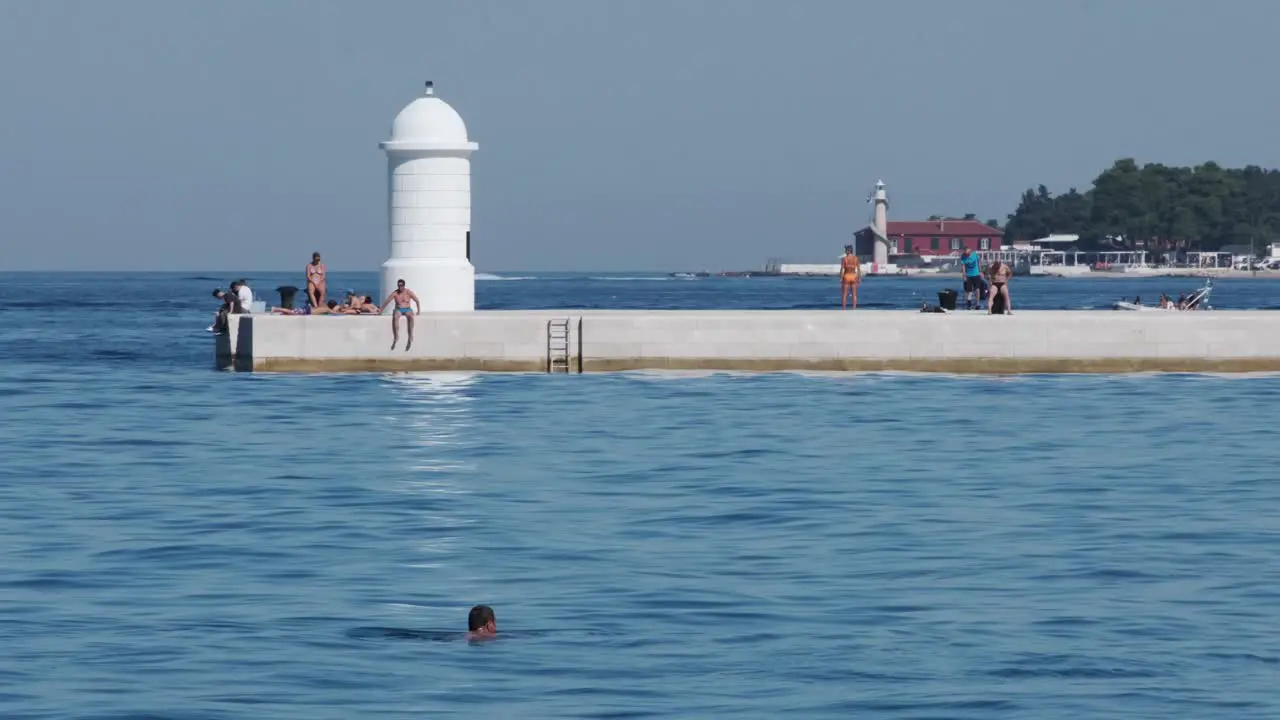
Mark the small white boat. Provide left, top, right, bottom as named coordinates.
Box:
left=1113, top=279, right=1213, bottom=311
left=1112, top=300, right=1169, bottom=311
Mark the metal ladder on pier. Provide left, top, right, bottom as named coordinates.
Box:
left=547, top=318, right=572, bottom=373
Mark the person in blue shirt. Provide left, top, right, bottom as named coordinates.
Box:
left=959, top=248, right=987, bottom=310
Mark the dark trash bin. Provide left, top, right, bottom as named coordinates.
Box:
left=937, top=289, right=958, bottom=311
left=276, top=285, right=300, bottom=309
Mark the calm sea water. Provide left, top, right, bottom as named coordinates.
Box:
left=1, top=272, right=1278, bottom=719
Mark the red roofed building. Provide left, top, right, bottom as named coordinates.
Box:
left=855, top=219, right=1002, bottom=258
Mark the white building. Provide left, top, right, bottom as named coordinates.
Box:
left=379, top=81, right=479, bottom=311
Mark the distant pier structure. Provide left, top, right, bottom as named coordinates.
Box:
left=379, top=81, right=480, bottom=311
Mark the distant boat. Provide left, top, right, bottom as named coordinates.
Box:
left=669, top=271, right=710, bottom=279
left=1113, top=279, right=1213, bottom=311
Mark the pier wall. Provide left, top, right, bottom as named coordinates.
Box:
left=216, top=311, right=1280, bottom=374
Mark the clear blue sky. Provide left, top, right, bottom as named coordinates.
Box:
left=2, top=0, right=1277, bottom=272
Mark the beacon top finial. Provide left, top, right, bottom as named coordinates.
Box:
left=384, top=80, right=473, bottom=147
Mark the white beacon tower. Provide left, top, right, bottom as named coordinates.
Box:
left=871, top=179, right=889, bottom=268
left=379, top=81, right=479, bottom=311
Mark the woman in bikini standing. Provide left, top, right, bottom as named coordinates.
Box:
left=840, top=245, right=862, bottom=309
left=306, top=252, right=327, bottom=308
left=987, top=260, right=1013, bottom=315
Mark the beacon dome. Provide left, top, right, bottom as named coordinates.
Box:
left=388, top=82, right=470, bottom=143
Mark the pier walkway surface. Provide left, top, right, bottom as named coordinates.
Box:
left=217, top=310, right=1280, bottom=374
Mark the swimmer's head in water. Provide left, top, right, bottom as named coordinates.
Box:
left=468, top=605, right=496, bottom=634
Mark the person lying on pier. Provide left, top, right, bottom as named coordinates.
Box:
left=270, top=299, right=344, bottom=315
left=337, top=297, right=381, bottom=315
left=303, top=298, right=379, bottom=315
left=342, top=292, right=384, bottom=314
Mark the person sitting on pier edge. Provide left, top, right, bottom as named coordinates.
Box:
left=235, top=279, right=254, bottom=311
left=960, top=248, right=987, bottom=310
left=208, top=286, right=245, bottom=333
left=380, top=279, right=421, bottom=351
left=987, top=260, right=1013, bottom=315
left=840, top=245, right=862, bottom=310
left=467, top=604, right=497, bottom=641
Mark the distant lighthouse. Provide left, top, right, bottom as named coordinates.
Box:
left=871, top=179, right=889, bottom=267
left=379, top=81, right=479, bottom=311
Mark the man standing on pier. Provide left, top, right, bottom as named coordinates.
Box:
left=380, top=278, right=421, bottom=351
left=960, top=248, right=987, bottom=310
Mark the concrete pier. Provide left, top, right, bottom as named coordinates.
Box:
left=216, top=311, right=1280, bottom=374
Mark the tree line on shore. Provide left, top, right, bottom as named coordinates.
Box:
left=997, top=159, right=1280, bottom=253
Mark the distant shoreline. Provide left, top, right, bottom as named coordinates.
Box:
left=771, top=271, right=1280, bottom=280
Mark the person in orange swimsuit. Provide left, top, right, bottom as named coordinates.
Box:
left=840, top=245, right=862, bottom=309
left=306, top=252, right=327, bottom=308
